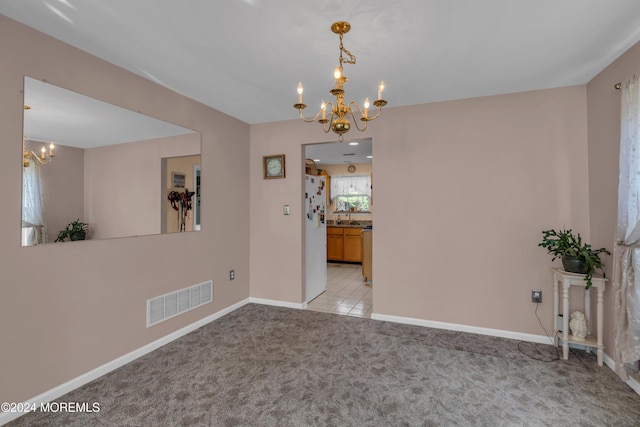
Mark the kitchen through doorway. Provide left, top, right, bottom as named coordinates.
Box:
left=303, top=138, right=373, bottom=317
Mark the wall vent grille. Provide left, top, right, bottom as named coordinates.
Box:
left=147, top=280, right=213, bottom=327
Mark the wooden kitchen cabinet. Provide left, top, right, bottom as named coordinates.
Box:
left=327, top=226, right=362, bottom=262
left=343, top=228, right=363, bottom=262
left=327, top=226, right=344, bottom=261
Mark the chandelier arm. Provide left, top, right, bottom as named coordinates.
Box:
left=347, top=109, right=368, bottom=132
left=348, top=100, right=385, bottom=123
left=24, top=151, right=52, bottom=166
left=297, top=109, right=323, bottom=123
left=364, top=106, right=384, bottom=121
left=348, top=101, right=365, bottom=119
left=322, top=110, right=336, bottom=133
left=348, top=101, right=371, bottom=131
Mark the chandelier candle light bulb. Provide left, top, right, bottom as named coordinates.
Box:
left=297, top=82, right=303, bottom=104
left=40, top=143, right=55, bottom=159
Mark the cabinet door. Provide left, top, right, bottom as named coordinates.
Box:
left=327, top=234, right=344, bottom=261
left=343, top=228, right=363, bottom=262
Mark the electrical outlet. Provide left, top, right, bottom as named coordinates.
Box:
left=230, top=269, right=235, bottom=281
left=531, top=289, right=542, bottom=303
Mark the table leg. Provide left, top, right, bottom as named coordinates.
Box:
left=562, top=281, right=570, bottom=360
left=585, top=288, right=591, bottom=354
left=553, top=275, right=559, bottom=346
left=597, top=286, right=604, bottom=367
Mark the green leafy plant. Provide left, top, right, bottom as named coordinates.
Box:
left=538, top=229, right=610, bottom=289
left=55, top=219, right=89, bottom=242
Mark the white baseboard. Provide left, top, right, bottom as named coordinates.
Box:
left=627, top=376, right=640, bottom=395
left=604, top=352, right=617, bottom=371
left=0, top=298, right=251, bottom=426
left=371, top=312, right=553, bottom=345
left=249, top=297, right=306, bottom=310
left=603, top=352, right=640, bottom=395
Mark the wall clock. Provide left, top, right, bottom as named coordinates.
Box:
left=347, top=164, right=356, bottom=173
left=263, top=154, right=286, bottom=179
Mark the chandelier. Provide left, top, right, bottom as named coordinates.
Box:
left=293, top=21, right=387, bottom=142
left=23, top=136, right=55, bottom=167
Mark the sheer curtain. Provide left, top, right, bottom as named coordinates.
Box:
left=22, top=162, right=48, bottom=245
left=330, top=175, right=371, bottom=200
left=614, top=73, right=640, bottom=380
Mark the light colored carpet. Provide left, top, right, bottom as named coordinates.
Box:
left=7, top=304, right=640, bottom=426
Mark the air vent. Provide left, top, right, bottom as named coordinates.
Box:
left=147, top=280, right=213, bottom=327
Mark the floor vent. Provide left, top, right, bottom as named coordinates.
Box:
left=147, top=280, right=213, bottom=327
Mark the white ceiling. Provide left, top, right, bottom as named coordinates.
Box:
left=306, top=138, right=372, bottom=166
left=4, top=0, right=640, bottom=156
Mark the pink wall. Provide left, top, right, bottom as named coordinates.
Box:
left=587, top=41, right=640, bottom=354
left=251, top=86, right=591, bottom=336
left=1, top=15, right=250, bottom=404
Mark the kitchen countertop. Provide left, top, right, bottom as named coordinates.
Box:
left=326, top=220, right=372, bottom=228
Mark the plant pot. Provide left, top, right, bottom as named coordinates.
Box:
left=70, top=231, right=86, bottom=241
left=562, top=256, right=587, bottom=274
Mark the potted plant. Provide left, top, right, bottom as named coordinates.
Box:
left=55, top=219, right=89, bottom=242
left=538, top=229, right=610, bottom=289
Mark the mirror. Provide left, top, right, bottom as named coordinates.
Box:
left=22, top=77, right=201, bottom=246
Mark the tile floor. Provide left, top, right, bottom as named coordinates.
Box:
left=306, top=262, right=372, bottom=318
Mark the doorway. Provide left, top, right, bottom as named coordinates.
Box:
left=303, top=138, right=373, bottom=317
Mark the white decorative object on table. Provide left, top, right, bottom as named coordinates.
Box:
left=569, top=311, right=588, bottom=341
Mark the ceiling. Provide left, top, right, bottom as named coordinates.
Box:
left=306, top=138, right=372, bottom=166
left=4, top=1, right=640, bottom=158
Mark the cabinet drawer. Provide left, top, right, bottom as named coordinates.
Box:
left=344, top=227, right=362, bottom=236
left=327, top=227, right=343, bottom=236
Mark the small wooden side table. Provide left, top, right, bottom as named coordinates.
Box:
left=552, top=268, right=607, bottom=366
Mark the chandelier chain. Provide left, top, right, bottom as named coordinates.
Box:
left=338, top=33, right=356, bottom=69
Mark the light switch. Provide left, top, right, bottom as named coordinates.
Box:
left=283, top=205, right=290, bottom=215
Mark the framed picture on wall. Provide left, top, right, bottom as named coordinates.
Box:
left=172, top=172, right=186, bottom=189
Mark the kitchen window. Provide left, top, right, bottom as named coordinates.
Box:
left=331, top=175, right=371, bottom=212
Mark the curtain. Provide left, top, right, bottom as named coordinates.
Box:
left=614, top=73, right=640, bottom=380
left=22, top=162, right=47, bottom=245
left=330, top=175, right=371, bottom=200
